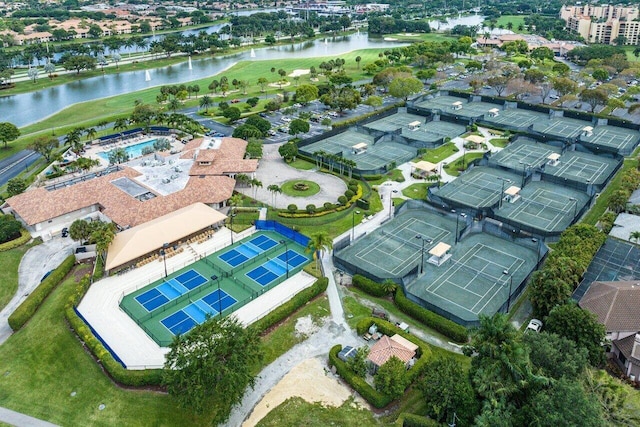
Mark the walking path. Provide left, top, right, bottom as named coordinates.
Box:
left=0, top=407, right=59, bottom=427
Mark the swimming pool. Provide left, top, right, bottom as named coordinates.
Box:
left=97, top=139, right=157, bottom=161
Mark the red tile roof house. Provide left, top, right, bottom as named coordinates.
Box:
left=579, top=281, right=640, bottom=380
left=0, top=137, right=257, bottom=239
left=366, top=334, right=418, bottom=373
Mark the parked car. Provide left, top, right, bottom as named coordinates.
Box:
left=526, top=319, right=543, bottom=333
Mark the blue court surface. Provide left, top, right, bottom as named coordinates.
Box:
left=218, top=235, right=279, bottom=267
left=161, top=289, right=238, bottom=335
left=245, top=250, right=308, bottom=287
left=135, top=269, right=208, bottom=311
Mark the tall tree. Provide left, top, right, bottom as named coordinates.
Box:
left=0, top=122, right=20, bottom=149
left=28, top=135, right=58, bottom=162
left=163, top=316, right=263, bottom=424
left=388, top=76, right=423, bottom=101
left=374, top=356, right=407, bottom=399
left=305, top=231, right=333, bottom=271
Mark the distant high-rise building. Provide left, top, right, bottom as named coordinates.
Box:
left=560, top=4, right=640, bottom=45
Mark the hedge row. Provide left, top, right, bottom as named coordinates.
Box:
left=0, top=228, right=31, bottom=252
left=328, top=344, right=392, bottom=408
left=394, top=287, right=468, bottom=343
left=332, top=103, right=403, bottom=129
left=249, top=277, right=328, bottom=334
left=64, top=275, right=163, bottom=386
left=352, top=274, right=389, bottom=297
left=356, top=317, right=432, bottom=386
left=401, top=414, right=440, bottom=427
left=278, top=184, right=363, bottom=218
left=8, top=255, right=76, bottom=331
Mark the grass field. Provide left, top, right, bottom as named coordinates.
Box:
left=495, top=15, right=529, bottom=33
left=0, top=263, right=330, bottom=426
left=402, top=183, right=429, bottom=200
left=444, top=152, right=484, bottom=176
left=256, top=397, right=380, bottom=427
left=417, top=142, right=459, bottom=163
left=281, top=180, right=321, bottom=197
left=288, top=159, right=316, bottom=170
left=0, top=240, right=40, bottom=312
left=384, top=33, right=455, bottom=43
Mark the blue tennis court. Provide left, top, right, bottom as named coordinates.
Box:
left=135, top=269, right=208, bottom=311
left=218, top=235, right=279, bottom=267
left=160, top=289, right=238, bottom=335
left=246, top=250, right=309, bottom=287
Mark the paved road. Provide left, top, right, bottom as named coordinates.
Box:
left=0, top=150, right=41, bottom=187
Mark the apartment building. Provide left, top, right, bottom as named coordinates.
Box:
left=560, top=4, right=640, bottom=45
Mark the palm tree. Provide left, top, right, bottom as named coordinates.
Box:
left=168, top=98, right=181, bottom=113
left=257, top=77, right=268, bottom=94
left=355, top=55, right=361, bottom=69
left=199, top=95, right=213, bottom=113
left=75, top=156, right=100, bottom=172
left=305, top=232, right=333, bottom=272
left=251, top=178, right=262, bottom=198
left=113, top=118, right=128, bottom=132
left=85, top=127, right=97, bottom=141
left=313, top=150, right=326, bottom=169
left=381, top=279, right=397, bottom=295
left=267, top=184, right=281, bottom=207
left=629, top=231, right=640, bottom=244
left=64, top=130, right=83, bottom=155
left=236, top=173, right=250, bottom=187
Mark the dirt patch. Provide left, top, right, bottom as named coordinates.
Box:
left=294, top=315, right=321, bottom=339
left=288, top=69, right=310, bottom=78
left=73, top=265, right=94, bottom=281
left=242, top=357, right=367, bottom=427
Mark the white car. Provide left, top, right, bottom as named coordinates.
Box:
left=526, top=319, right=543, bottom=333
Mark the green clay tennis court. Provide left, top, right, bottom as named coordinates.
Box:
left=334, top=209, right=457, bottom=280
left=544, top=150, right=620, bottom=185
left=579, top=125, right=640, bottom=155
left=416, top=95, right=501, bottom=118
left=363, top=112, right=427, bottom=133
left=303, top=130, right=417, bottom=171
left=494, top=182, right=591, bottom=234
left=431, top=167, right=521, bottom=209
left=532, top=116, right=590, bottom=139
left=482, top=108, right=547, bottom=129
left=488, top=138, right=561, bottom=170
left=405, top=232, right=538, bottom=324
left=400, top=120, right=466, bottom=144
left=120, top=230, right=311, bottom=345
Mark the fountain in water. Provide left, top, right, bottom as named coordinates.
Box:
left=145, top=70, right=151, bottom=81
left=250, top=48, right=256, bottom=58
left=324, top=38, right=328, bottom=45
left=188, top=56, right=192, bottom=70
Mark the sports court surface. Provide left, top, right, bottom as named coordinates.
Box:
left=544, top=150, right=620, bottom=186
left=334, top=208, right=457, bottom=280
left=430, top=166, right=521, bottom=209
left=120, top=230, right=311, bottom=345
left=532, top=116, right=590, bottom=139
left=363, top=112, right=426, bottom=133
left=579, top=125, right=639, bottom=155
left=573, top=238, right=640, bottom=301
left=494, top=181, right=590, bottom=234
left=406, top=232, right=538, bottom=324
left=302, top=130, right=416, bottom=171
left=415, top=95, right=501, bottom=118
left=400, top=120, right=466, bottom=144
left=482, top=108, right=547, bottom=129
left=488, top=138, right=561, bottom=171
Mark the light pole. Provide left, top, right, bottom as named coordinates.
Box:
left=211, top=275, right=221, bottom=317
left=351, top=210, right=361, bottom=242
left=390, top=190, right=397, bottom=219
left=497, top=178, right=511, bottom=208
left=415, top=235, right=432, bottom=274
left=160, top=243, right=169, bottom=278
left=569, top=197, right=578, bottom=219
left=230, top=213, right=237, bottom=244
left=518, top=161, right=530, bottom=188
left=502, top=270, right=513, bottom=313
left=279, top=240, right=289, bottom=278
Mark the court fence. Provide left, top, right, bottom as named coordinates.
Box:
left=74, top=307, right=128, bottom=368
left=255, top=220, right=310, bottom=247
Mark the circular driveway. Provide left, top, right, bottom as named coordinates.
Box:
left=236, top=144, right=347, bottom=209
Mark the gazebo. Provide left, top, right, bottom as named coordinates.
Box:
left=504, top=185, right=521, bottom=203
left=352, top=142, right=368, bottom=155
left=582, top=126, right=594, bottom=137
left=464, top=134, right=485, bottom=149
left=411, top=160, right=438, bottom=179
left=488, top=107, right=500, bottom=117
left=547, top=152, right=561, bottom=166
left=452, top=101, right=463, bottom=110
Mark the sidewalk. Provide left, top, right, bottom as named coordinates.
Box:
left=0, top=406, right=59, bottom=427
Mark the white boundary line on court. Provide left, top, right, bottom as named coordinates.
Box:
left=551, top=154, right=608, bottom=182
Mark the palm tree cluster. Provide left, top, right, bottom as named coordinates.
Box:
left=312, top=150, right=357, bottom=178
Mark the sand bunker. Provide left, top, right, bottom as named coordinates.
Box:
left=243, top=357, right=366, bottom=426
left=288, top=69, right=310, bottom=77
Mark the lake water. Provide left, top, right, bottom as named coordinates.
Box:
left=1, top=34, right=406, bottom=127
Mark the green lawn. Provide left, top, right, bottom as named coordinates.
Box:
left=401, top=183, right=430, bottom=200
left=444, top=152, right=485, bottom=176
left=623, top=46, right=640, bottom=62
left=489, top=138, right=509, bottom=148
left=366, top=169, right=405, bottom=185
left=417, top=142, right=459, bottom=163
left=281, top=180, right=321, bottom=197
left=0, top=262, right=331, bottom=426
left=385, top=33, right=455, bottom=43
left=0, top=240, right=40, bottom=311
left=257, top=397, right=382, bottom=427
left=288, top=159, right=316, bottom=170
left=495, top=15, right=529, bottom=33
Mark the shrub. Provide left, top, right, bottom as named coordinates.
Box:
left=402, top=414, right=440, bottom=427
left=250, top=278, right=328, bottom=333
left=394, top=288, right=468, bottom=343
left=345, top=189, right=355, bottom=199
left=8, top=255, right=75, bottom=331
left=352, top=274, right=390, bottom=297
left=306, top=204, right=316, bottom=214
left=338, top=195, right=348, bottom=205
left=323, top=202, right=334, bottom=210
left=0, top=228, right=31, bottom=252
left=287, top=204, right=298, bottom=212
left=349, top=179, right=359, bottom=187
left=329, top=345, right=392, bottom=408
left=0, top=214, right=21, bottom=243
left=363, top=174, right=383, bottom=181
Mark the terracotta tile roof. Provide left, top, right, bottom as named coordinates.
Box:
left=367, top=335, right=416, bottom=367
left=182, top=137, right=258, bottom=176
left=579, top=281, right=640, bottom=332
left=6, top=168, right=235, bottom=229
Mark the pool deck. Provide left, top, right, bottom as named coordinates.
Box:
left=84, top=134, right=184, bottom=167
left=77, top=227, right=317, bottom=369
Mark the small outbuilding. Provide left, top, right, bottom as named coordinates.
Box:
left=452, top=101, right=463, bottom=110
left=352, top=142, right=368, bottom=155
left=582, top=126, right=594, bottom=137
left=488, top=107, right=500, bottom=117
left=411, top=160, right=438, bottom=179
left=366, top=334, right=417, bottom=372
left=547, top=152, right=561, bottom=167
left=428, top=242, right=452, bottom=266
left=504, top=185, right=521, bottom=203
left=408, top=120, right=422, bottom=131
